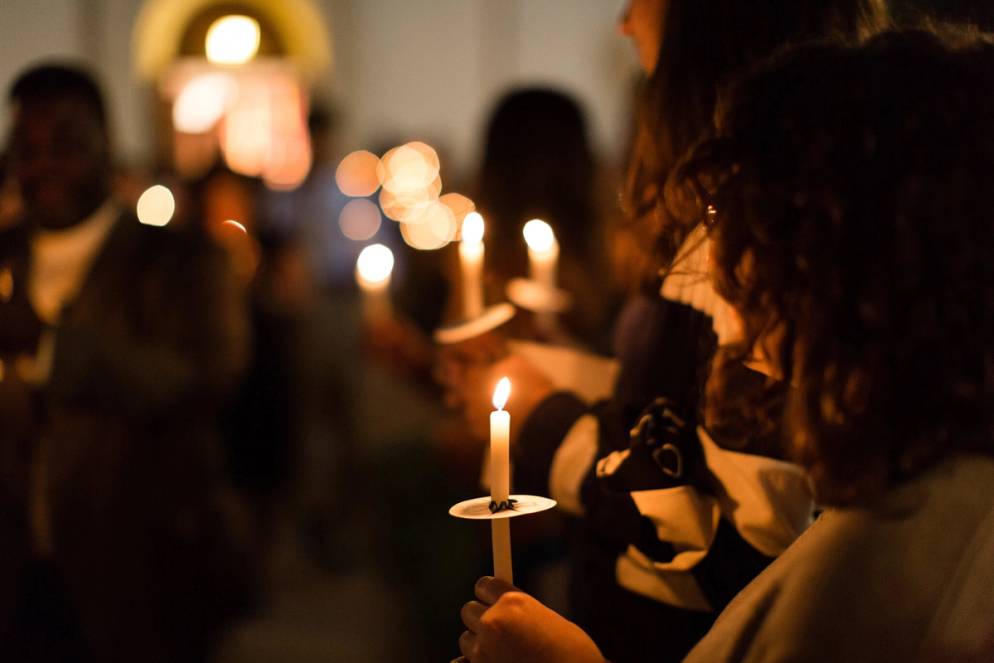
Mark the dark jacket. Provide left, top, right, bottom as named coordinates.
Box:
left=0, top=210, right=254, bottom=663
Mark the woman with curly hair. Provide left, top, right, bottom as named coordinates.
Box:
left=451, top=1, right=888, bottom=662
left=456, top=25, right=994, bottom=663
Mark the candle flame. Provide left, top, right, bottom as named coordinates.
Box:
left=522, top=219, right=556, bottom=253
left=356, top=243, right=395, bottom=283
left=461, top=212, right=485, bottom=244
left=492, top=376, right=511, bottom=410
left=136, top=184, right=175, bottom=227
left=205, top=15, right=261, bottom=66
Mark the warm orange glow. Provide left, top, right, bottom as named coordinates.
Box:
left=222, top=219, right=248, bottom=234
left=461, top=211, right=484, bottom=244
left=336, top=150, right=382, bottom=197
left=439, top=193, right=476, bottom=225
left=492, top=377, right=511, bottom=410
left=373, top=141, right=445, bottom=225
left=222, top=81, right=271, bottom=177
left=205, top=15, right=261, bottom=65
left=378, top=143, right=440, bottom=196
left=261, top=80, right=312, bottom=190
left=400, top=201, right=456, bottom=250
left=356, top=243, right=394, bottom=284
left=426, top=174, right=443, bottom=199
left=172, top=73, right=236, bottom=133
left=136, top=185, right=175, bottom=227
left=380, top=187, right=433, bottom=222
left=215, top=217, right=260, bottom=282
left=523, top=219, right=556, bottom=253
left=339, top=199, right=382, bottom=241
left=405, top=141, right=441, bottom=172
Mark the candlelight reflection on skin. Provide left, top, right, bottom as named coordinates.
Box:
left=222, top=219, right=248, bottom=234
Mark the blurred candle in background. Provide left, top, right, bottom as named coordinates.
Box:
left=490, top=377, right=513, bottom=582
left=356, top=243, right=394, bottom=321
left=459, top=212, right=485, bottom=319
left=522, top=218, right=558, bottom=290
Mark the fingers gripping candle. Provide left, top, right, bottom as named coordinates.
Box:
left=490, top=377, right=513, bottom=582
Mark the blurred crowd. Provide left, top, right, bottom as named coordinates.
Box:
left=2, top=1, right=994, bottom=663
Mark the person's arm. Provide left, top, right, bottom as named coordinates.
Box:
left=513, top=390, right=588, bottom=495
left=456, top=576, right=608, bottom=663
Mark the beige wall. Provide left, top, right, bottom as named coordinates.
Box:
left=1, top=0, right=638, bottom=174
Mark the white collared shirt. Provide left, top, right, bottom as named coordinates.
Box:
left=29, top=198, right=119, bottom=324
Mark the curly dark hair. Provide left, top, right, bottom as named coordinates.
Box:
left=673, top=26, right=994, bottom=505
left=622, top=0, right=889, bottom=278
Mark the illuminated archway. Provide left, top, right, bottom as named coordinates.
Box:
left=132, top=0, right=332, bottom=82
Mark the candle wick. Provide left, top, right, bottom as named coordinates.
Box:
left=489, top=498, right=518, bottom=514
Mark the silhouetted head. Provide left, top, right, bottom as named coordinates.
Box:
left=7, top=63, right=113, bottom=230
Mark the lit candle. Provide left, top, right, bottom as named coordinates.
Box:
left=459, top=212, right=485, bottom=319
left=356, top=243, right=394, bottom=321
left=490, top=376, right=513, bottom=582
left=522, top=219, right=559, bottom=290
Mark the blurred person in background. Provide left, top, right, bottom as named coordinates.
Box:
left=473, top=87, right=619, bottom=351
left=448, top=1, right=889, bottom=662
left=0, top=63, right=255, bottom=663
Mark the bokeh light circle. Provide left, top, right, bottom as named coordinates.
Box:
left=461, top=211, right=484, bottom=243
left=356, top=243, right=395, bottom=283
left=523, top=218, right=556, bottom=252
left=400, top=201, right=456, bottom=250
left=136, top=185, right=175, bottom=227
left=439, top=193, right=476, bottom=225
left=172, top=73, right=236, bottom=133
left=336, top=150, right=382, bottom=197
left=205, top=15, right=261, bottom=65
left=339, top=199, right=382, bottom=241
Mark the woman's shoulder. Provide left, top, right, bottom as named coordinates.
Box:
left=685, top=454, right=994, bottom=662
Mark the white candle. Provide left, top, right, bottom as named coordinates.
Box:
left=356, top=243, right=394, bottom=321
left=459, top=212, right=485, bottom=319
left=522, top=218, right=559, bottom=290
left=490, top=376, right=513, bottom=582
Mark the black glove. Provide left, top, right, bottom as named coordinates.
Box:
left=599, top=397, right=705, bottom=493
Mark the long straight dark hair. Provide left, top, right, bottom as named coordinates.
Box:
left=624, top=0, right=890, bottom=271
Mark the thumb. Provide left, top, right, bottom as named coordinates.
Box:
left=475, top=575, right=518, bottom=605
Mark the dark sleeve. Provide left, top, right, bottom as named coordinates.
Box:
left=513, top=391, right=588, bottom=495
